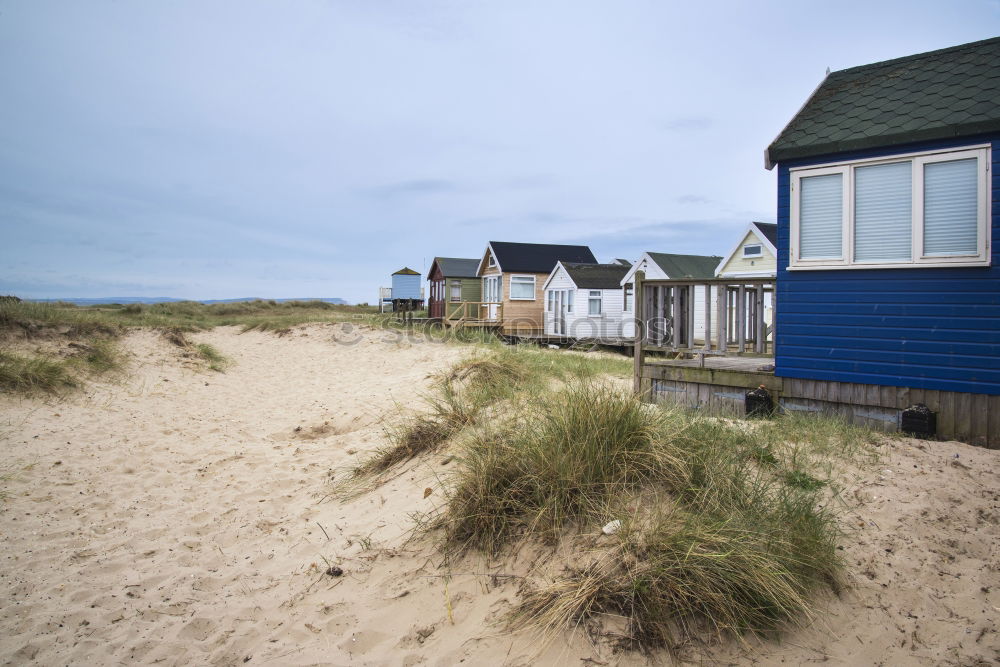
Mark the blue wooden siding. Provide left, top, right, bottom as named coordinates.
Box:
left=775, top=134, right=1000, bottom=396
left=391, top=273, right=422, bottom=300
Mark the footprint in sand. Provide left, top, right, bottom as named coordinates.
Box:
left=338, top=629, right=391, bottom=655
left=178, top=616, right=217, bottom=642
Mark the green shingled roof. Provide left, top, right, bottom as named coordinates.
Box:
left=561, top=262, right=630, bottom=289
left=430, top=257, right=480, bottom=279
left=766, top=37, right=1000, bottom=168
left=647, top=253, right=721, bottom=279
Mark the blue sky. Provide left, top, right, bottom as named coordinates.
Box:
left=1, top=1, right=997, bottom=303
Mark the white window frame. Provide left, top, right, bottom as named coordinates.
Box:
left=449, top=280, right=462, bottom=302
left=789, top=145, right=991, bottom=270
left=487, top=254, right=496, bottom=268
left=742, top=243, right=762, bottom=258
left=587, top=290, right=602, bottom=316
left=509, top=274, right=536, bottom=300
left=623, top=283, right=633, bottom=312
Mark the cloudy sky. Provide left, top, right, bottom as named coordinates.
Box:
left=1, top=1, right=996, bottom=302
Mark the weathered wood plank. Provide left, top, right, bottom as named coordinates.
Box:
left=988, top=395, right=1000, bottom=449
left=687, top=286, right=696, bottom=349
left=717, top=285, right=728, bottom=353
left=737, top=286, right=746, bottom=353
left=879, top=385, right=897, bottom=410
left=969, top=393, right=988, bottom=448
left=642, top=363, right=783, bottom=392
left=953, top=391, right=972, bottom=444
left=865, top=384, right=880, bottom=408
left=931, top=390, right=950, bottom=438
left=853, top=383, right=867, bottom=409
left=633, top=270, right=645, bottom=394
left=755, top=286, right=765, bottom=354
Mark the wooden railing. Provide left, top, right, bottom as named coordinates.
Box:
left=634, top=272, right=775, bottom=355
left=444, top=301, right=504, bottom=323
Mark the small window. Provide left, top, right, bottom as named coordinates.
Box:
left=449, top=280, right=462, bottom=302
left=567, top=290, right=574, bottom=312
left=546, top=291, right=554, bottom=312
left=742, top=244, right=762, bottom=258
left=509, top=275, right=535, bottom=300
left=487, top=254, right=496, bottom=268
left=623, top=284, right=633, bottom=312
left=588, top=290, right=602, bottom=315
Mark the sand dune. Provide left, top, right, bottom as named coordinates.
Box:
left=1, top=325, right=996, bottom=665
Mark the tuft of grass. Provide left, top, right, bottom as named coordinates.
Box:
left=355, top=417, right=453, bottom=476
left=0, top=351, right=78, bottom=393
left=514, top=497, right=842, bottom=648
left=782, top=470, right=826, bottom=491
left=439, top=384, right=680, bottom=555
left=76, top=338, right=125, bottom=375
left=194, top=343, right=231, bottom=372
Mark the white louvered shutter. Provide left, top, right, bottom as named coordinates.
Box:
left=799, top=173, right=843, bottom=259
left=854, top=161, right=912, bottom=262
left=924, top=158, right=978, bottom=256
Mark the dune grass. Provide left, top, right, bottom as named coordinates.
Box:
left=194, top=343, right=231, bottom=372
left=0, top=337, right=125, bottom=394
left=352, top=348, right=885, bottom=651
left=440, top=385, right=878, bottom=648
left=0, top=351, right=78, bottom=393
left=1, top=298, right=379, bottom=335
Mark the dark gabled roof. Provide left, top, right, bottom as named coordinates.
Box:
left=751, top=222, right=777, bottom=247
left=429, top=257, right=479, bottom=279
left=766, top=37, right=1000, bottom=168
left=488, top=241, right=597, bottom=273
left=561, top=262, right=630, bottom=289
left=648, top=253, right=722, bottom=279
left=392, top=267, right=420, bottom=275
left=614, top=258, right=632, bottom=266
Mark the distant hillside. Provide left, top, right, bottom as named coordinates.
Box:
left=25, top=297, right=350, bottom=306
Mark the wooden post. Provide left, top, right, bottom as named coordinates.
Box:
left=704, top=283, right=712, bottom=351
left=737, top=285, right=746, bottom=353
left=687, top=285, right=696, bottom=350
left=655, top=286, right=665, bottom=348
left=755, top=285, right=765, bottom=354
left=718, top=283, right=728, bottom=353
left=633, top=271, right=645, bottom=394
left=770, top=283, right=777, bottom=356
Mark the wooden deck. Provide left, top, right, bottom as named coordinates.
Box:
left=646, top=356, right=774, bottom=373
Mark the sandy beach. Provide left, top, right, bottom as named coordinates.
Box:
left=1, top=325, right=997, bottom=665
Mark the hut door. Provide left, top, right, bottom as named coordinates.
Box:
left=483, top=276, right=500, bottom=319
left=550, top=290, right=569, bottom=335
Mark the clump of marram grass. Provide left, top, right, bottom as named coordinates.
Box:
left=355, top=417, right=454, bottom=477
left=426, top=382, right=867, bottom=651
left=0, top=336, right=125, bottom=394
left=74, top=338, right=125, bottom=375
left=194, top=343, right=231, bottom=372
left=438, top=383, right=682, bottom=555
left=0, top=351, right=78, bottom=393
left=512, top=497, right=842, bottom=650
